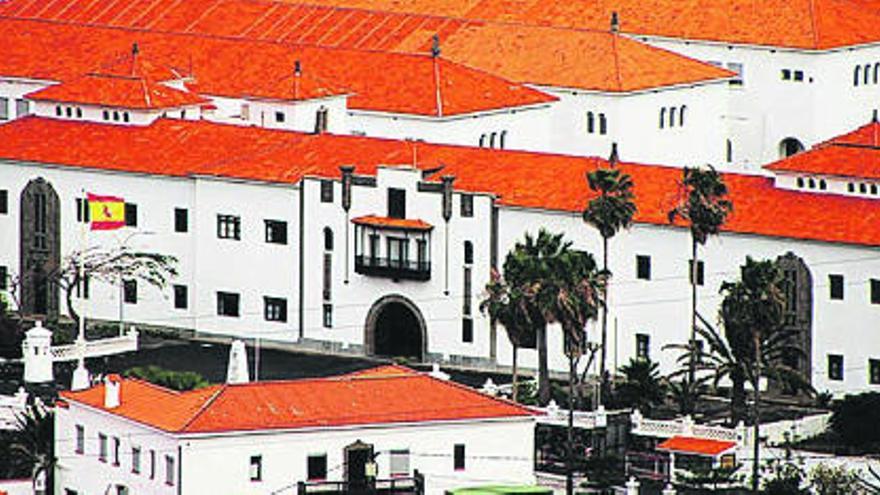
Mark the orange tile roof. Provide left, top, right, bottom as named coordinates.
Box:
left=60, top=366, right=535, bottom=433
left=27, top=73, right=208, bottom=109
left=3, top=117, right=880, bottom=248
left=352, top=215, right=434, bottom=231
left=656, top=436, right=737, bottom=456
left=0, top=18, right=551, bottom=116
left=0, top=1, right=733, bottom=92
left=765, top=122, right=880, bottom=180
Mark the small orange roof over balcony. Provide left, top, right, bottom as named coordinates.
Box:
left=27, top=73, right=208, bottom=110
left=657, top=436, right=737, bottom=457
left=352, top=215, right=434, bottom=231
left=765, top=122, right=880, bottom=180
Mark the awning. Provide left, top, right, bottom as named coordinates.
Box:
left=352, top=215, right=434, bottom=231
left=656, top=436, right=736, bottom=457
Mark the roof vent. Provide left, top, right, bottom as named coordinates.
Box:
left=226, top=340, right=250, bottom=384
left=610, top=11, right=620, bottom=33
left=104, top=374, right=121, bottom=409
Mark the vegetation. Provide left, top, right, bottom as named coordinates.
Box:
left=583, top=164, right=636, bottom=406
left=829, top=392, right=880, bottom=451
left=124, top=365, right=210, bottom=391
left=4, top=404, right=55, bottom=491
left=761, top=458, right=808, bottom=495
left=614, top=358, right=666, bottom=415
left=809, top=464, right=865, bottom=495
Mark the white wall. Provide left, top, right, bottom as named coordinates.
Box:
left=208, top=95, right=349, bottom=134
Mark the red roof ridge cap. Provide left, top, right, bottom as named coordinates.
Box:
left=416, top=367, right=540, bottom=417
left=178, top=384, right=229, bottom=433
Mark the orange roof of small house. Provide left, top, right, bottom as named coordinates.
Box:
left=4, top=117, right=880, bottom=247
left=0, top=1, right=734, bottom=92
left=59, top=366, right=535, bottom=433
left=765, top=122, right=880, bottom=180
left=656, top=436, right=737, bottom=456
left=352, top=215, right=434, bottom=231
left=27, top=73, right=208, bottom=109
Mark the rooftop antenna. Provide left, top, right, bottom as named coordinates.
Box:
left=431, top=35, right=443, bottom=117
left=610, top=11, right=620, bottom=34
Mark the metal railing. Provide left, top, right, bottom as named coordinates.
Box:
left=354, top=256, right=431, bottom=281
left=297, top=472, right=424, bottom=495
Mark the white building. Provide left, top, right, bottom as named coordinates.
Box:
left=53, top=365, right=537, bottom=495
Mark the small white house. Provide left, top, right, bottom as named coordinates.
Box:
left=53, top=365, right=538, bottom=495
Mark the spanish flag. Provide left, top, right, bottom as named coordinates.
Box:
left=88, top=193, right=125, bottom=231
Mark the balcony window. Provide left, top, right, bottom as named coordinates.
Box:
left=388, top=188, right=406, bottom=219
left=353, top=216, right=432, bottom=281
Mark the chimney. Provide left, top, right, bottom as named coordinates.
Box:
left=610, top=11, right=620, bottom=33
left=104, top=374, right=121, bottom=409
left=22, top=321, right=53, bottom=384
left=226, top=339, right=250, bottom=384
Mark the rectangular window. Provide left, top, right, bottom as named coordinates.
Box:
left=727, top=62, right=744, bottom=86
left=123, top=280, right=137, bottom=304
left=454, top=444, right=466, bottom=471
left=174, top=208, right=188, bottom=233
left=250, top=455, right=262, bottom=482
left=829, top=274, right=844, bottom=300
left=75, top=425, right=85, bottom=454
left=15, top=99, right=29, bottom=117
left=636, top=333, right=650, bottom=360
left=217, top=214, right=241, bottom=240
left=217, top=292, right=240, bottom=317
left=75, top=198, right=90, bottom=223
left=389, top=449, right=410, bottom=477
left=689, top=260, right=705, bottom=286
left=417, top=240, right=428, bottom=268
left=388, top=188, right=406, bottom=219
left=132, top=447, right=141, bottom=474
left=320, top=180, right=334, bottom=203
left=0, top=266, right=7, bottom=291
left=0, top=97, right=7, bottom=120
left=113, top=437, right=120, bottom=466
left=794, top=70, right=804, bottom=82
left=871, top=359, right=880, bottom=385
left=265, top=220, right=288, bottom=244
left=275, top=111, right=285, bottom=123
left=462, top=318, right=473, bottom=343
left=264, top=297, right=287, bottom=322
left=0, top=189, right=7, bottom=214
left=165, top=455, right=175, bottom=486
left=871, top=279, right=880, bottom=305
left=240, top=103, right=250, bottom=121
left=387, top=238, right=409, bottom=267
left=781, top=69, right=791, bottom=80
left=463, top=267, right=472, bottom=316
left=828, top=354, right=844, bottom=381
left=150, top=450, right=156, bottom=479
left=307, top=454, right=327, bottom=481
left=99, top=433, right=108, bottom=462
left=323, top=304, right=333, bottom=328
left=460, top=194, right=474, bottom=218
left=75, top=274, right=90, bottom=299
left=369, top=234, right=380, bottom=261
left=124, top=203, right=137, bottom=227
left=173, top=284, right=188, bottom=309
left=636, top=255, right=651, bottom=280
left=323, top=253, right=332, bottom=301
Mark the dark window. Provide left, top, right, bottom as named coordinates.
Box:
left=308, top=454, right=327, bottom=480
left=75, top=425, right=85, bottom=454
left=820, top=180, right=827, bottom=190
left=794, top=70, right=804, bottom=82
left=861, top=183, right=868, bottom=194
left=265, top=220, right=288, bottom=244
left=132, top=447, right=141, bottom=474
left=872, top=279, right=880, bottom=304
left=103, top=110, right=109, bottom=120
left=99, top=434, right=108, bottom=462
left=173, top=285, right=188, bottom=309
left=320, top=180, right=334, bottom=203
left=679, top=106, right=686, bottom=126
left=217, top=215, right=241, bottom=240
left=174, top=208, right=188, bottom=233
left=150, top=450, right=156, bottom=479
left=797, top=177, right=805, bottom=188
left=781, top=69, right=791, bottom=80
left=323, top=304, right=333, bottom=328
left=124, top=203, right=137, bottom=227
left=113, top=111, right=120, bottom=121
left=829, top=274, right=844, bottom=300
left=0, top=189, right=7, bottom=214
left=464, top=241, right=474, bottom=265
left=636, top=333, right=650, bottom=360
left=112, top=437, right=120, bottom=466
left=217, top=292, right=240, bottom=317
left=586, top=112, right=595, bottom=133
left=499, top=130, right=507, bottom=149
left=76, top=107, right=82, bottom=118
left=275, top=111, right=285, bottom=123
left=726, top=139, right=733, bottom=163
left=462, top=318, right=473, bottom=343
left=165, top=455, right=175, bottom=486
left=66, top=107, right=72, bottom=118
left=727, top=62, right=744, bottom=86
left=460, top=194, right=474, bottom=218
left=463, top=266, right=472, bottom=316
left=871, top=359, right=880, bottom=385
left=659, top=108, right=665, bottom=129
left=76, top=198, right=90, bottom=223
left=324, top=228, right=334, bottom=251
left=388, top=188, right=406, bottom=219
left=873, top=184, right=878, bottom=195
left=0, top=266, right=7, bottom=291
left=849, top=183, right=856, bottom=193
left=315, top=107, right=329, bottom=133
left=123, top=280, right=137, bottom=304
left=689, top=260, right=705, bottom=286
left=636, top=255, right=651, bottom=280
left=454, top=444, right=465, bottom=470
left=250, top=455, right=262, bottom=482
left=264, top=297, right=287, bottom=322
left=123, top=112, right=130, bottom=123
left=828, top=354, right=844, bottom=381
left=0, top=98, right=8, bottom=120
left=323, top=253, right=332, bottom=301
left=599, top=113, right=607, bottom=135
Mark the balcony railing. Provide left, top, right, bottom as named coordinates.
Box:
left=355, top=255, right=431, bottom=281
left=297, top=474, right=424, bottom=495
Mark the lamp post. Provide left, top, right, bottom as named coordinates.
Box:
left=116, top=231, right=155, bottom=336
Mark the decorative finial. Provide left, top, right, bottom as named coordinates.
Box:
left=294, top=60, right=302, bottom=76
left=610, top=11, right=620, bottom=33
left=609, top=142, right=619, bottom=166
left=431, top=34, right=441, bottom=58
left=132, top=42, right=140, bottom=57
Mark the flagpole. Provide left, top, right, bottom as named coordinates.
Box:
left=71, top=189, right=90, bottom=391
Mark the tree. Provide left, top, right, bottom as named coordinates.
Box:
left=809, top=464, right=865, bottom=495
left=583, top=165, right=636, bottom=406
left=615, top=358, right=666, bottom=415
left=481, top=270, right=538, bottom=402
left=667, top=166, right=732, bottom=392
left=829, top=392, right=880, bottom=451
left=10, top=403, right=54, bottom=493
left=124, top=365, right=210, bottom=391
left=720, top=257, right=789, bottom=493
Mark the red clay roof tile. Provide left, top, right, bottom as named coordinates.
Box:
left=765, top=122, right=880, bottom=180
left=352, top=215, right=434, bottom=231
left=27, top=73, right=208, bottom=109
left=656, top=436, right=737, bottom=456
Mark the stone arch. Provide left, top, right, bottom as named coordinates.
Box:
left=776, top=252, right=813, bottom=390
left=364, top=294, right=427, bottom=361
left=19, top=178, right=61, bottom=317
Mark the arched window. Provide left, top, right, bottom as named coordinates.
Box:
left=499, top=130, right=507, bottom=149
left=464, top=241, right=473, bottom=265
left=599, top=113, right=607, bottom=135
left=587, top=112, right=595, bottom=134
left=808, top=178, right=815, bottom=189
left=849, top=183, right=856, bottom=193
left=55, top=106, right=61, bottom=117
left=315, top=107, right=329, bottom=133
left=819, top=179, right=827, bottom=190
left=324, top=227, right=334, bottom=251
left=489, top=132, right=497, bottom=149
left=123, top=112, right=129, bottom=123
left=75, top=108, right=82, bottom=118
left=65, top=107, right=72, bottom=118
left=478, top=134, right=486, bottom=148
left=861, top=183, right=868, bottom=194
left=873, top=184, right=878, bottom=195
left=856, top=66, right=862, bottom=86
left=669, top=107, right=677, bottom=127
left=866, top=64, right=872, bottom=86
left=113, top=111, right=119, bottom=121
left=797, top=177, right=805, bottom=188
left=102, top=110, right=109, bottom=121
left=659, top=108, right=666, bottom=129
left=679, top=105, right=687, bottom=126
left=779, top=137, right=805, bottom=158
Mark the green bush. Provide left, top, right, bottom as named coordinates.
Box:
left=124, top=365, right=210, bottom=391
left=830, top=392, right=880, bottom=449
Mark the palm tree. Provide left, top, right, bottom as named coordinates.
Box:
left=668, top=166, right=733, bottom=391
left=583, top=164, right=636, bottom=406
left=11, top=403, right=54, bottom=493
left=615, top=358, right=667, bottom=416
left=481, top=269, right=537, bottom=402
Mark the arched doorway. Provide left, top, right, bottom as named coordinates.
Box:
left=779, top=137, right=805, bottom=158
left=364, top=295, right=427, bottom=361
left=19, top=178, right=61, bottom=318
left=776, top=252, right=813, bottom=391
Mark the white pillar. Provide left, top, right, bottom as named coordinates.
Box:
left=23, top=321, right=53, bottom=384
left=662, top=483, right=677, bottom=495
left=625, top=476, right=640, bottom=495
left=226, top=340, right=250, bottom=384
